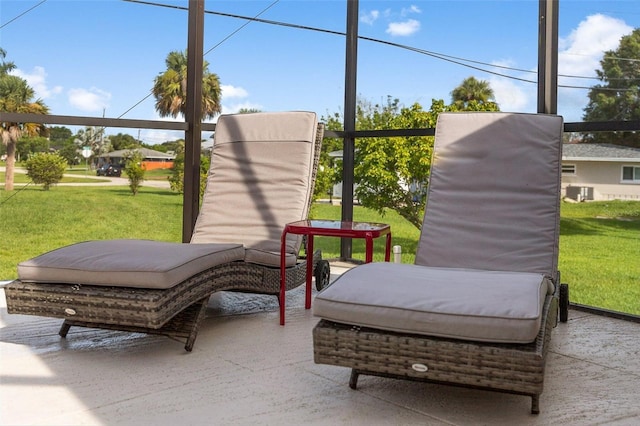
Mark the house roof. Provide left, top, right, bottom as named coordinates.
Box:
left=562, top=143, right=640, bottom=163
left=332, top=145, right=640, bottom=163
left=99, top=147, right=175, bottom=160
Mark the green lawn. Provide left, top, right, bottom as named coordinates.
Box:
left=0, top=186, right=183, bottom=282
left=558, top=202, right=640, bottom=315
left=1, top=186, right=638, bottom=315
left=143, top=168, right=172, bottom=181
left=1, top=169, right=110, bottom=184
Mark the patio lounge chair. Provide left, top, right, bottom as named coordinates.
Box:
left=313, top=112, right=569, bottom=414
left=5, top=111, right=330, bottom=351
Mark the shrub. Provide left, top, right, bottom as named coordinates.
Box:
left=168, top=152, right=209, bottom=199
left=123, top=151, right=145, bottom=195
left=24, top=152, right=68, bottom=190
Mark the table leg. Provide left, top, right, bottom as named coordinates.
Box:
left=385, top=232, right=392, bottom=262
left=305, top=235, right=314, bottom=309
left=365, top=232, right=373, bottom=263
left=280, top=228, right=288, bottom=326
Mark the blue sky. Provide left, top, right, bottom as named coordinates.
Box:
left=1, top=0, right=639, bottom=144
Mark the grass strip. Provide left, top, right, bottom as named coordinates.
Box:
left=1, top=187, right=638, bottom=315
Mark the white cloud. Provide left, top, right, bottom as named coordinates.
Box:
left=401, top=5, right=421, bottom=16
left=221, top=84, right=248, bottom=99
left=10, top=66, right=63, bottom=99
left=386, top=19, right=420, bottom=37
left=360, top=10, right=380, bottom=25
left=219, top=85, right=261, bottom=114
left=361, top=6, right=420, bottom=34
left=68, top=87, right=111, bottom=112
left=139, top=128, right=182, bottom=144
left=559, top=14, right=632, bottom=80
left=152, top=111, right=184, bottom=122
left=483, top=14, right=633, bottom=121
left=490, top=73, right=531, bottom=112
left=557, top=14, right=632, bottom=120
left=137, top=111, right=186, bottom=145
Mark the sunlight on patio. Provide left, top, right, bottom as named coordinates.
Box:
left=2, top=264, right=639, bottom=425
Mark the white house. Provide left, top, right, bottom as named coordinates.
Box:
left=562, top=143, right=640, bottom=201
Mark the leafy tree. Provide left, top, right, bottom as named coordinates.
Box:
left=74, top=126, right=109, bottom=157
left=583, top=28, right=640, bottom=147
left=57, top=140, right=81, bottom=166
left=168, top=140, right=185, bottom=193
left=238, top=108, right=261, bottom=114
left=451, top=76, right=496, bottom=109
left=316, top=112, right=347, bottom=202
left=24, top=152, right=67, bottom=190
left=0, top=50, right=49, bottom=191
left=17, top=135, right=49, bottom=161
left=152, top=139, right=181, bottom=153
left=167, top=139, right=209, bottom=198
left=353, top=98, right=440, bottom=228
left=152, top=50, right=221, bottom=120
left=123, top=151, right=145, bottom=195
left=109, top=132, right=139, bottom=151
left=325, top=96, right=500, bottom=229
left=0, top=48, right=13, bottom=74
left=313, top=159, right=340, bottom=203
left=140, top=142, right=157, bottom=150
left=49, top=126, right=73, bottom=143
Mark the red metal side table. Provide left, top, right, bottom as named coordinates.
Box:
left=279, top=220, right=391, bottom=325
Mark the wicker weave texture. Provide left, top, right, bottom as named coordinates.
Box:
left=313, top=295, right=557, bottom=396
left=5, top=251, right=321, bottom=330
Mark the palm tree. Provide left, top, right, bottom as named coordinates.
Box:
left=1, top=50, right=49, bottom=191
left=152, top=50, right=221, bottom=120
left=0, top=48, right=14, bottom=74
left=451, top=76, right=495, bottom=109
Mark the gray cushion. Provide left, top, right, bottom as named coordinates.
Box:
left=314, top=113, right=562, bottom=345
left=244, top=248, right=297, bottom=269
left=191, top=111, right=318, bottom=267
left=18, top=240, right=244, bottom=289
left=313, top=262, right=552, bottom=344
left=416, top=112, right=563, bottom=276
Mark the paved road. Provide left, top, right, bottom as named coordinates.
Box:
left=1, top=167, right=170, bottom=189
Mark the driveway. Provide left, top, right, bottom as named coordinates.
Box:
left=1, top=166, right=170, bottom=189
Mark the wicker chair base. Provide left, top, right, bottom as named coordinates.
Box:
left=313, top=294, right=558, bottom=414
left=5, top=251, right=323, bottom=351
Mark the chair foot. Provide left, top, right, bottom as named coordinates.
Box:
left=184, top=298, right=209, bottom=352
left=184, top=340, right=194, bottom=352
left=531, top=395, right=540, bottom=414
left=59, top=321, right=71, bottom=338
left=559, top=283, right=569, bottom=323
left=349, top=370, right=359, bottom=389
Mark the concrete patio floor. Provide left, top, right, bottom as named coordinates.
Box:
left=1, top=262, right=639, bottom=425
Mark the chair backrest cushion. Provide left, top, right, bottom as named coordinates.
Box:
left=415, top=112, right=563, bottom=277
left=191, top=111, right=318, bottom=260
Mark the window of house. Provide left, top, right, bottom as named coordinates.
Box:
left=621, top=166, right=640, bottom=182
left=562, top=164, right=576, bottom=175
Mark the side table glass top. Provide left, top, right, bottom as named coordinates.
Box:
left=286, top=220, right=390, bottom=232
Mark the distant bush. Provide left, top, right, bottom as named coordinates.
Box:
left=25, top=152, right=68, bottom=190
left=168, top=151, right=209, bottom=199
left=123, top=151, right=145, bottom=195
